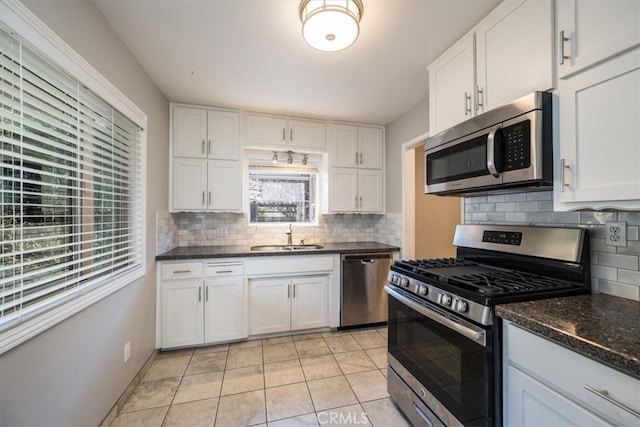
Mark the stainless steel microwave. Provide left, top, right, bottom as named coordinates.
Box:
left=424, top=91, right=552, bottom=196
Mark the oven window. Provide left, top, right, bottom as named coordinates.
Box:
left=426, top=135, right=488, bottom=184
left=388, top=294, right=491, bottom=426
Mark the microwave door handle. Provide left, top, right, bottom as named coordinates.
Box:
left=487, top=126, right=501, bottom=178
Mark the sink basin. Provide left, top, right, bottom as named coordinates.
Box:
left=250, top=244, right=324, bottom=251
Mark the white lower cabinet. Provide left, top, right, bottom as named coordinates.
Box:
left=159, top=260, right=247, bottom=349
left=503, top=321, right=640, bottom=427
left=250, top=275, right=329, bottom=335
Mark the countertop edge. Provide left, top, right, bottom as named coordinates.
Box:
left=497, top=300, right=640, bottom=379
left=155, top=242, right=401, bottom=261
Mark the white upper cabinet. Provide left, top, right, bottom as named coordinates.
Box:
left=557, top=0, right=640, bottom=78
left=428, top=34, right=476, bottom=134
left=428, top=0, right=553, bottom=134
left=330, top=124, right=384, bottom=169
left=245, top=113, right=326, bottom=151
left=172, top=106, right=240, bottom=160
left=475, top=0, right=553, bottom=113
left=554, top=1, right=640, bottom=211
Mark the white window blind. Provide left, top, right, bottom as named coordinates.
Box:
left=0, top=25, right=143, bottom=330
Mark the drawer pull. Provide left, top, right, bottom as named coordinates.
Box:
left=584, top=384, right=640, bottom=418
left=172, top=270, right=191, bottom=274
left=216, top=270, right=233, bottom=274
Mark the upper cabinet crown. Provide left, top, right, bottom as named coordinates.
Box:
left=428, top=0, right=553, bottom=135
left=172, top=106, right=241, bottom=160
left=245, top=113, right=327, bottom=152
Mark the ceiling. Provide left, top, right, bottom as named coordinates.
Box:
left=94, top=0, right=502, bottom=125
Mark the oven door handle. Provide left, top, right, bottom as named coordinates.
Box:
left=385, top=285, right=487, bottom=347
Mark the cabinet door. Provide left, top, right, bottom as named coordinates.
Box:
left=329, top=167, right=359, bottom=213
left=250, top=278, right=291, bottom=335
left=557, top=0, right=640, bottom=78
left=331, top=125, right=359, bottom=167
left=245, top=114, right=287, bottom=148
left=161, top=281, right=204, bottom=348
left=172, top=158, right=207, bottom=210
left=555, top=48, right=640, bottom=211
left=357, top=127, right=384, bottom=169
left=207, top=160, right=242, bottom=212
left=291, top=276, right=328, bottom=331
left=358, top=169, right=384, bottom=213
left=208, top=110, right=240, bottom=160
left=506, top=365, right=612, bottom=427
left=428, top=34, right=475, bottom=134
left=289, top=119, right=326, bottom=151
left=172, top=106, right=207, bottom=158
left=204, top=277, right=247, bottom=343
left=476, top=0, right=553, bottom=113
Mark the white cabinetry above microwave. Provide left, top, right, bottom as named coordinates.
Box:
left=428, top=0, right=553, bottom=135
left=553, top=1, right=640, bottom=211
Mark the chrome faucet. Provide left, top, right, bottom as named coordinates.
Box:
left=286, top=223, right=292, bottom=246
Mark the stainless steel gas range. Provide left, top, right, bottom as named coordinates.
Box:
left=385, top=224, right=591, bottom=427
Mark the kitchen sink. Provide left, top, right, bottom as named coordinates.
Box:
left=250, top=244, right=324, bottom=251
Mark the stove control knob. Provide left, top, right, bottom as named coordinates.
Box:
left=417, top=285, right=428, bottom=296
left=440, top=294, right=452, bottom=306
left=400, top=278, right=410, bottom=287
left=453, top=299, right=468, bottom=313
left=389, top=274, right=398, bottom=284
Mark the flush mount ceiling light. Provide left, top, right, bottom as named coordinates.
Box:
left=299, top=0, right=364, bottom=52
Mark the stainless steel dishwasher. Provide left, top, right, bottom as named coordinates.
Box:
left=340, top=252, right=393, bottom=327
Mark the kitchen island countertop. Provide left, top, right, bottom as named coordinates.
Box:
left=156, top=241, right=400, bottom=260
left=497, top=293, right=640, bottom=379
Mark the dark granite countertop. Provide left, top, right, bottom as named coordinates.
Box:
left=497, top=294, right=640, bottom=379
left=156, top=242, right=400, bottom=260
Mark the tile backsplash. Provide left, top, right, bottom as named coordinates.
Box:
left=464, top=190, right=640, bottom=301
left=156, top=211, right=402, bottom=254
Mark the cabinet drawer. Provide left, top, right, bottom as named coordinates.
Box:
left=505, top=322, right=640, bottom=426
left=205, top=261, right=244, bottom=277
left=161, top=262, right=203, bottom=280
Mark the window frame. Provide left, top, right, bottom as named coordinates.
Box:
left=0, top=0, right=147, bottom=355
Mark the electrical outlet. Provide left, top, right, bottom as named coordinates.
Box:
left=124, top=341, right=131, bottom=363
left=605, top=222, right=627, bottom=247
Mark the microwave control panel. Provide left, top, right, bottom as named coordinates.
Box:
left=503, top=120, right=531, bottom=171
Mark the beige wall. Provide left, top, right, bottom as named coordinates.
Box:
left=0, top=1, right=169, bottom=425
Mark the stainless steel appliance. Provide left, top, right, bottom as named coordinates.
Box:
left=424, top=91, right=552, bottom=196
left=341, top=252, right=393, bottom=327
left=386, top=224, right=590, bottom=427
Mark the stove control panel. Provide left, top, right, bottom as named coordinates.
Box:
left=482, top=230, right=522, bottom=245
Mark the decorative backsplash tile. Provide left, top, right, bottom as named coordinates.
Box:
left=464, top=190, right=640, bottom=301
left=156, top=211, right=402, bottom=254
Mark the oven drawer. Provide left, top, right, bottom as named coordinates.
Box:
left=505, top=322, right=640, bottom=426
left=388, top=367, right=446, bottom=427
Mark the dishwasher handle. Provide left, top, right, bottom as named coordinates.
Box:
left=342, top=252, right=393, bottom=262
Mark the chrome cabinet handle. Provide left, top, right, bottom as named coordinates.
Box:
left=208, top=191, right=211, bottom=206
left=359, top=153, right=363, bottom=165
left=202, top=191, right=205, bottom=205
left=560, top=158, right=570, bottom=192
left=287, top=284, right=291, bottom=298
left=584, top=384, right=640, bottom=418
left=292, top=284, right=296, bottom=298
left=359, top=196, right=363, bottom=208
left=487, top=126, right=501, bottom=178
left=216, top=270, right=233, bottom=274
left=464, top=92, right=472, bottom=116
left=172, top=270, right=191, bottom=274
left=198, top=287, right=202, bottom=302
left=477, top=87, right=484, bottom=111
left=201, top=139, right=205, bottom=154
left=282, top=127, right=286, bottom=141
left=560, top=30, right=570, bottom=65
left=207, top=140, right=211, bottom=155
left=290, top=128, right=293, bottom=141
left=205, top=286, right=209, bottom=302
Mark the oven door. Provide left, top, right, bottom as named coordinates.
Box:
left=386, top=285, right=494, bottom=427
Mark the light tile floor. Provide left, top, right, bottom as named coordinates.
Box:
left=111, top=327, right=412, bottom=427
